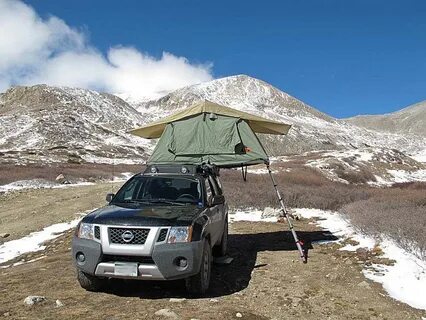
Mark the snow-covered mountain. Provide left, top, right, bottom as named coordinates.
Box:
left=346, top=100, right=426, bottom=137
left=0, top=75, right=424, bottom=169
left=135, top=75, right=426, bottom=159
left=0, top=85, right=153, bottom=164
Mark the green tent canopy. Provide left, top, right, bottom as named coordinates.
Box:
left=129, top=100, right=292, bottom=168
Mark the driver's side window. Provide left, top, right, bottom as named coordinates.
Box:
left=123, top=180, right=137, bottom=200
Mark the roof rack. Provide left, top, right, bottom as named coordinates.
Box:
left=144, top=163, right=220, bottom=177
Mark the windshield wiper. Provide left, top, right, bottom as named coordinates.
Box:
left=113, top=199, right=150, bottom=205
left=174, top=200, right=198, bottom=205
left=148, top=199, right=185, bottom=206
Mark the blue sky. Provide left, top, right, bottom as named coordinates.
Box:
left=23, top=0, right=426, bottom=117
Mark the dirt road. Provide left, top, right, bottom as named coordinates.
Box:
left=0, top=186, right=425, bottom=320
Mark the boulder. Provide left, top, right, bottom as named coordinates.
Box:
left=261, top=207, right=281, bottom=219
left=55, top=174, right=65, bottom=181
left=154, top=309, right=179, bottom=319
left=24, top=296, right=46, bottom=306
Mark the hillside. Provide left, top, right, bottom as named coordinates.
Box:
left=0, top=85, right=152, bottom=165
left=0, top=76, right=425, bottom=168
left=346, top=100, right=426, bottom=137
left=135, top=75, right=426, bottom=157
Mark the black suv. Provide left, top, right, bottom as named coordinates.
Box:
left=72, top=164, right=228, bottom=294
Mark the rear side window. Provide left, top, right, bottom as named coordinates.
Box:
left=209, top=176, right=222, bottom=195
left=205, top=178, right=214, bottom=201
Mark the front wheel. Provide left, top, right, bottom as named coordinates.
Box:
left=77, top=269, right=105, bottom=292
left=185, top=240, right=211, bottom=295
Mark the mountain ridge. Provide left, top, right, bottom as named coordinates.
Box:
left=0, top=75, right=425, bottom=166
left=0, top=85, right=152, bottom=165
left=345, top=100, right=426, bottom=136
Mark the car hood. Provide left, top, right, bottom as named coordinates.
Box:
left=82, top=204, right=205, bottom=226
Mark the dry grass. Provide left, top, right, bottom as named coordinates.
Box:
left=220, top=168, right=426, bottom=260
left=0, top=163, right=145, bottom=185
left=220, top=167, right=370, bottom=211
left=342, top=184, right=426, bottom=260
left=335, top=167, right=377, bottom=184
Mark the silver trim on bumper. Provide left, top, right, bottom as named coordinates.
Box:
left=100, top=225, right=168, bottom=256
left=95, top=262, right=165, bottom=280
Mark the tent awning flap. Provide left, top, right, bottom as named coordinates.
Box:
left=129, top=100, right=291, bottom=139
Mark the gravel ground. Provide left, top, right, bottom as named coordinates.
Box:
left=0, top=186, right=425, bottom=320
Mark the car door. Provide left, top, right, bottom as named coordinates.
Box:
left=205, top=175, right=224, bottom=245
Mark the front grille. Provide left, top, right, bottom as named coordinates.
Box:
left=157, top=228, right=168, bottom=242
left=94, top=226, right=100, bottom=239
left=102, top=254, right=155, bottom=264
left=108, top=227, right=150, bottom=245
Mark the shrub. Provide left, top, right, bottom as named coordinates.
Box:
left=342, top=186, right=426, bottom=260
left=220, top=167, right=426, bottom=260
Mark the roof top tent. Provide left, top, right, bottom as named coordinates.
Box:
left=130, top=100, right=307, bottom=263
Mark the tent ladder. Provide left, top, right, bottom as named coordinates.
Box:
left=266, top=164, right=307, bottom=263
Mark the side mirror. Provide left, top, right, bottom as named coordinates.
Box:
left=210, top=195, right=225, bottom=206
left=106, top=193, right=115, bottom=202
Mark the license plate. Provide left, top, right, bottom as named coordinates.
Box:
left=114, top=262, right=138, bottom=277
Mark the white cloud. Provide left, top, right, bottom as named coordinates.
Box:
left=0, top=0, right=213, bottom=99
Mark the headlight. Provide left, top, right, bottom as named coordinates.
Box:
left=167, top=226, right=192, bottom=243
left=76, top=222, right=94, bottom=240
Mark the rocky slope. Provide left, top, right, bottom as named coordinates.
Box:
left=0, top=76, right=424, bottom=170
left=0, top=85, right=153, bottom=164
left=346, top=100, right=426, bottom=137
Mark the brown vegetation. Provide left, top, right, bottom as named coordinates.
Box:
left=220, top=167, right=426, bottom=260
left=0, top=163, right=145, bottom=185
left=220, top=167, right=370, bottom=211
left=342, top=184, right=426, bottom=260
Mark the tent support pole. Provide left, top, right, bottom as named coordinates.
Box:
left=266, top=164, right=307, bottom=263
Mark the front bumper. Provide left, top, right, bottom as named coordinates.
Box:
left=72, top=236, right=203, bottom=280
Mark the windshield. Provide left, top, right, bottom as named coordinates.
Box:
left=111, top=176, right=202, bottom=206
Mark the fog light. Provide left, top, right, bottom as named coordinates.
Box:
left=76, top=252, right=85, bottom=263
left=181, top=166, right=188, bottom=174
left=177, top=257, right=187, bottom=268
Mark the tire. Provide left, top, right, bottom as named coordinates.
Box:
left=185, top=240, right=212, bottom=295
left=213, top=217, right=228, bottom=257
left=77, top=269, right=104, bottom=292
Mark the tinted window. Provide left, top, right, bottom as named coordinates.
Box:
left=210, top=176, right=223, bottom=195
left=112, top=176, right=201, bottom=205
left=205, top=178, right=213, bottom=202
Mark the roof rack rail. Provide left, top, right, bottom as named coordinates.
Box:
left=144, top=163, right=220, bottom=176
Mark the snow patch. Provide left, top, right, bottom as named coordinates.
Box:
left=0, top=214, right=86, bottom=264
left=0, top=179, right=94, bottom=193
left=110, top=172, right=135, bottom=182
left=363, top=239, right=426, bottom=311
left=295, top=208, right=426, bottom=311
left=229, top=210, right=278, bottom=223
left=80, top=154, right=145, bottom=165
left=387, top=169, right=426, bottom=183
left=294, top=208, right=376, bottom=250
left=411, top=150, right=426, bottom=163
